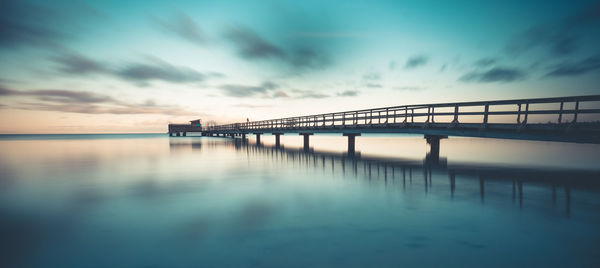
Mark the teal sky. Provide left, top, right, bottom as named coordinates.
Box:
left=1, top=0, right=599, bottom=133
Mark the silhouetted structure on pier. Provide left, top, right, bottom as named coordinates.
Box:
left=168, top=119, right=202, bottom=137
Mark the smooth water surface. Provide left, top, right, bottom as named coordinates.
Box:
left=0, top=134, right=599, bottom=267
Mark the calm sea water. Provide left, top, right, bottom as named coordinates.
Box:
left=0, top=133, right=599, bottom=267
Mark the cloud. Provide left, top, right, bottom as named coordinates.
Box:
left=288, top=31, right=373, bottom=39
left=365, top=83, right=382, bottom=88
left=404, top=55, right=429, bottom=69
left=0, top=85, right=195, bottom=115
left=337, top=90, right=359, bottom=97
left=362, top=72, right=381, bottom=80
left=0, top=86, right=113, bottom=103
left=216, top=81, right=331, bottom=99
left=116, top=60, right=215, bottom=84
left=223, top=25, right=330, bottom=71
left=0, top=0, right=65, bottom=49
left=154, top=12, right=207, bottom=45
left=224, top=26, right=285, bottom=60
left=233, top=104, right=273, bottom=108
left=473, top=58, right=497, bottom=68
left=272, top=90, right=289, bottom=98
left=49, top=50, right=109, bottom=74
left=393, top=86, right=426, bottom=91
left=0, top=0, right=104, bottom=50
left=218, top=81, right=279, bottom=97
left=15, top=102, right=195, bottom=115
left=290, top=89, right=329, bottom=99
left=459, top=67, right=526, bottom=83
left=505, top=2, right=600, bottom=56
left=545, top=55, right=600, bottom=77
left=26, top=90, right=115, bottom=104
left=288, top=47, right=330, bottom=69
left=48, top=51, right=221, bottom=85
left=0, top=85, right=18, bottom=95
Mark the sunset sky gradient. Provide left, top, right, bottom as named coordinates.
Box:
left=1, top=0, right=599, bottom=133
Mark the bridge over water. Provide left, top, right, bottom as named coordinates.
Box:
left=169, top=95, right=600, bottom=158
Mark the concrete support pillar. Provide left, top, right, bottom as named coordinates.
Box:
left=176, top=132, right=181, bottom=137
left=183, top=132, right=187, bottom=137
left=343, top=133, right=361, bottom=155
left=273, top=133, right=284, bottom=147
left=254, top=133, right=263, bottom=144
left=424, top=134, right=447, bottom=164
left=169, top=132, right=173, bottom=137
left=300, top=133, right=313, bottom=151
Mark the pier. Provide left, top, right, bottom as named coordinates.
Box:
left=169, top=95, right=600, bottom=158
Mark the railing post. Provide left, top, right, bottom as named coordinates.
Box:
left=517, top=104, right=522, bottom=124
left=483, top=103, right=489, bottom=128
left=573, top=101, right=579, bottom=123
left=386, top=108, right=389, bottom=125
left=394, top=110, right=397, bottom=124
left=558, top=101, right=564, bottom=123
left=522, top=102, right=529, bottom=125
left=404, top=107, right=408, bottom=123
left=411, top=108, right=415, bottom=123
left=378, top=111, right=381, bottom=124
left=431, top=106, right=435, bottom=123
left=332, top=114, right=335, bottom=127
left=452, top=105, right=459, bottom=124
left=343, top=113, right=346, bottom=126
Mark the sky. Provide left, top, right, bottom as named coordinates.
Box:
left=0, top=0, right=599, bottom=133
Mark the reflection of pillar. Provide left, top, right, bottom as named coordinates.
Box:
left=512, top=180, right=516, bottom=202
left=479, top=175, right=485, bottom=204
left=518, top=180, right=523, bottom=208
left=552, top=184, right=557, bottom=207
left=449, top=170, right=455, bottom=199
left=300, top=133, right=313, bottom=151
left=254, top=133, right=263, bottom=144
left=343, top=133, right=361, bottom=155
left=565, top=185, right=571, bottom=217
left=424, top=168, right=428, bottom=193
left=425, top=135, right=447, bottom=164
left=273, top=133, right=283, bottom=147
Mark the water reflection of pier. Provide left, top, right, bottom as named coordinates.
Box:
left=172, top=139, right=600, bottom=217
